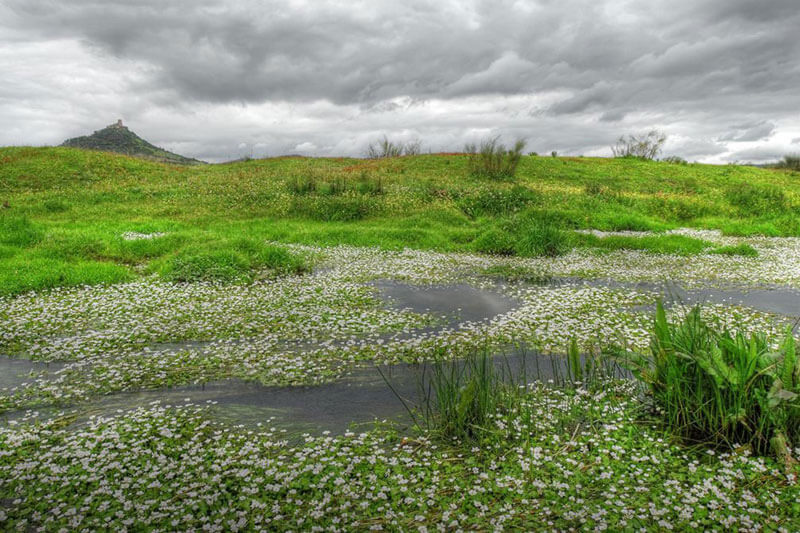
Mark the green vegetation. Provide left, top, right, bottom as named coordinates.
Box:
left=1, top=146, right=800, bottom=295
left=611, top=130, right=666, bottom=160
left=367, top=135, right=421, bottom=158
left=621, top=302, right=800, bottom=460
left=464, top=137, right=525, bottom=179
left=778, top=154, right=800, bottom=171
left=2, top=146, right=800, bottom=530
left=710, top=243, right=759, bottom=257
left=3, top=383, right=798, bottom=531
left=574, top=233, right=714, bottom=255
left=158, top=238, right=309, bottom=283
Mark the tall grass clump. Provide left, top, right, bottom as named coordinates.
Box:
left=422, top=351, right=505, bottom=441
left=465, top=137, right=526, bottom=180
left=621, top=302, right=800, bottom=461
left=513, top=217, right=570, bottom=257
left=366, top=136, right=421, bottom=158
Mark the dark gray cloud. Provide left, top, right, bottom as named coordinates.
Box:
left=718, top=121, right=776, bottom=142
left=1, top=0, right=799, bottom=162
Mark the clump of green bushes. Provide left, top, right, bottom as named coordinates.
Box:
left=465, top=137, right=526, bottom=180
left=777, top=154, right=800, bottom=171
left=621, top=302, right=800, bottom=460
left=472, top=213, right=571, bottom=258
left=160, top=239, right=308, bottom=283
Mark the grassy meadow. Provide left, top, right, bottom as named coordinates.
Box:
left=1, top=146, right=800, bottom=530
left=1, top=146, right=799, bottom=295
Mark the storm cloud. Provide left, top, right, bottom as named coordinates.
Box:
left=1, top=0, right=799, bottom=162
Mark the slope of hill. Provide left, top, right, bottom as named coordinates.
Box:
left=1, top=145, right=799, bottom=295
left=61, top=120, right=204, bottom=165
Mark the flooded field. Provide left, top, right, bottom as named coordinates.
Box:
left=2, top=236, right=799, bottom=530
left=2, top=235, right=798, bottom=430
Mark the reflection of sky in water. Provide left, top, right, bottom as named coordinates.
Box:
left=3, top=278, right=799, bottom=435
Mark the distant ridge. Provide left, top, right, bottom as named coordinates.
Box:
left=61, top=120, right=204, bottom=165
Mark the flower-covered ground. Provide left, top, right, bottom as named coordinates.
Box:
left=2, top=235, right=800, bottom=530
left=1, top=382, right=798, bottom=531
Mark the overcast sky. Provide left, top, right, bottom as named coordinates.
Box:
left=1, top=0, right=799, bottom=163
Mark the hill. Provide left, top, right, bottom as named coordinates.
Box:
left=61, top=120, right=203, bottom=165
left=1, top=146, right=799, bottom=295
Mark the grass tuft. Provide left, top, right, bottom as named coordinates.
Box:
left=465, top=137, right=525, bottom=180
left=619, top=302, right=800, bottom=459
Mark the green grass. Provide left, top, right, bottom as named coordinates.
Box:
left=156, top=238, right=309, bottom=283
left=709, top=243, right=759, bottom=257
left=575, top=233, right=714, bottom=255
left=2, top=146, right=798, bottom=295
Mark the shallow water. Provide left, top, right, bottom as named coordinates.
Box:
left=566, top=278, right=800, bottom=319
left=3, top=348, right=603, bottom=436
left=3, top=276, right=791, bottom=435
left=372, top=280, right=519, bottom=324
left=0, top=357, right=64, bottom=391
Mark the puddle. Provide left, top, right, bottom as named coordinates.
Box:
left=371, top=280, right=519, bottom=324
left=553, top=278, right=800, bottom=319
left=2, top=348, right=624, bottom=437
left=0, top=356, right=64, bottom=391
left=138, top=281, right=522, bottom=355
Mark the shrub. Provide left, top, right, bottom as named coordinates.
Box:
left=387, top=350, right=507, bottom=442
left=620, top=302, right=800, bottom=460
left=464, top=137, right=526, bottom=180
left=366, top=136, right=421, bottom=158
left=611, top=130, right=667, bottom=160
left=290, top=174, right=318, bottom=195
left=725, top=183, right=787, bottom=216
left=662, top=155, right=688, bottom=165
left=778, top=154, right=800, bottom=171
left=165, top=250, right=250, bottom=283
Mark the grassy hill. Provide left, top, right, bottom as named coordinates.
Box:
left=61, top=121, right=203, bottom=165
left=1, top=146, right=799, bottom=295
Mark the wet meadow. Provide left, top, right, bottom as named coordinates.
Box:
left=1, top=147, right=799, bottom=530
